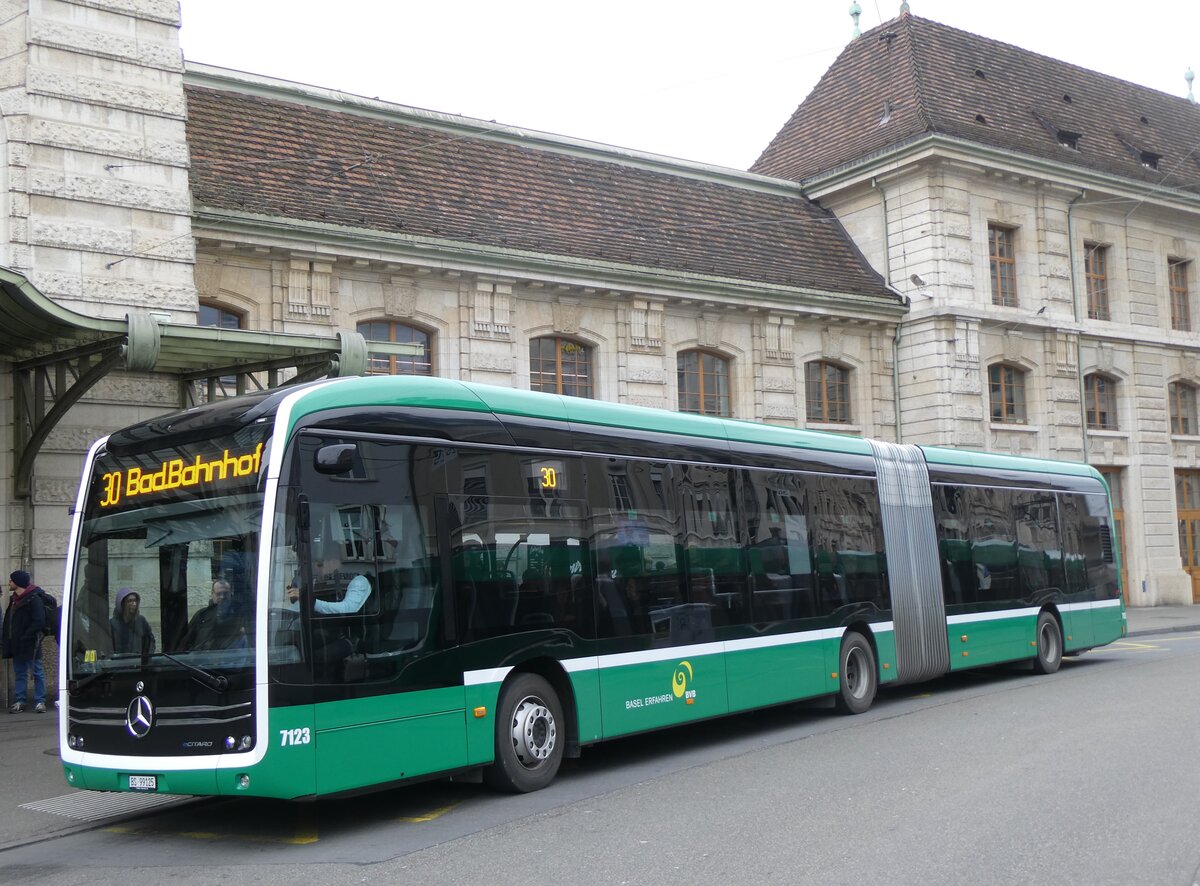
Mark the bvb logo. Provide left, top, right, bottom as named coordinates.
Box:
left=672, top=661, right=693, bottom=699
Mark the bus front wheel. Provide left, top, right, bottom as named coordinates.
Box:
left=1033, top=612, right=1063, bottom=675
left=484, top=672, right=564, bottom=793
left=834, top=631, right=877, bottom=715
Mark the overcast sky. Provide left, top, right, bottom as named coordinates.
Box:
left=178, top=1, right=1199, bottom=171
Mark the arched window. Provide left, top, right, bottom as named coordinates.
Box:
left=199, top=303, right=243, bottom=330
left=357, top=321, right=433, bottom=376
left=677, top=350, right=731, bottom=416
left=988, top=363, right=1027, bottom=423
left=805, top=360, right=850, bottom=423
left=198, top=303, right=244, bottom=397
left=529, top=336, right=593, bottom=398
left=1169, top=381, right=1198, bottom=435
left=1084, top=373, right=1118, bottom=430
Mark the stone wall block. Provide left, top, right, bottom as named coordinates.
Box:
left=764, top=403, right=798, bottom=419
left=629, top=395, right=668, bottom=410
left=29, top=118, right=186, bottom=165
left=29, top=169, right=190, bottom=212
left=27, top=66, right=186, bottom=117
left=468, top=354, right=515, bottom=373
left=627, top=368, right=665, bottom=385
left=30, top=20, right=182, bottom=71
left=31, top=476, right=82, bottom=504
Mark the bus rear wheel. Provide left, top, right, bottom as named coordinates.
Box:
left=834, top=631, right=877, bottom=715
left=484, top=673, right=564, bottom=793
left=1033, top=611, right=1063, bottom=675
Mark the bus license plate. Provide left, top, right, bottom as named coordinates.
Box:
left=128, top=775, right=157, bottom=791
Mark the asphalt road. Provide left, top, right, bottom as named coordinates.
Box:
left=5, top=632, right=1200, bottom=885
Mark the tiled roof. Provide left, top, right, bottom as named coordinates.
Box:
left=752, top=14, right=1200, bottom=195
left=183, top=84, right=895, bottom=302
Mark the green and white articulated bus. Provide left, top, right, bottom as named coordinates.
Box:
left=59, top=376, right=1125, bottom=797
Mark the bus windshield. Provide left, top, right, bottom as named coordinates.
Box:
left=67, top=428, right=270, bottom=681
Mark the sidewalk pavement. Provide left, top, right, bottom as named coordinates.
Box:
left=1122, top=602, right=1200, bottom=637
left=0, top=604, right=1197, bottom=852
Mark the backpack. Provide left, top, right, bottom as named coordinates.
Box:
left=36, top=588, right=60, bottom=644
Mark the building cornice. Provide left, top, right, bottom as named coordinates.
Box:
left=192, top=207, right=907, bottom=321
left=801, top=134, right=1200, bottom=216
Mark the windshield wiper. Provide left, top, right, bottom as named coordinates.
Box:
left=68, top=671, right=105, bottom=693
left=151, top=651, right=230, bottom=693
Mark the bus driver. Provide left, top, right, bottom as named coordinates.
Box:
left=312, top=547, right=372, bottom=615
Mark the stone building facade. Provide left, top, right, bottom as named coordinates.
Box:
left=753, top=13, right=1200, bottom=605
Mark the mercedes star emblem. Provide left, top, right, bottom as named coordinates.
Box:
left=126, top=695, right=154, bottom=739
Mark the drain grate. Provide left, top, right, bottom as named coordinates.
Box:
left=21, top=791, right=194, bottom=822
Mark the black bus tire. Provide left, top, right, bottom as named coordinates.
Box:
left=1033, top=611, right=1063, bottom=675
left=834, top=631, right=877, bottom=715
left=483, top=672, right=564, bottom=793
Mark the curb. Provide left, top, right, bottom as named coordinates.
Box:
left=1126, top=624, right=1200, bottom=639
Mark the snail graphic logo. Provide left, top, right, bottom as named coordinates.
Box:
left=672, top=660, right=695, bottom=702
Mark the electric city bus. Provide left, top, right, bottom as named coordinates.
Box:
left=59, top=376, right=1125, bottom=797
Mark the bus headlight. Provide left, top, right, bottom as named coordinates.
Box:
left=224, top=736, right=236, bottom=750
left=237, top=735, right=252, bottom=751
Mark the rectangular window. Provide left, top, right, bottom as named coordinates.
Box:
left=1170, top=259, right=1191, bottom=332
left=807, top=475, right=889, bottom=611
left=1085, top=244, right=1110, bottom=321
left=968, top=487, right=1018, bottom=604
left=1085, top=375, right=1118, bottom=431
left=989, top=225, right=1018, bottom=307
left=988, top=364, right=1027, bottom=424
left=743, top=471, right=817, bottom=622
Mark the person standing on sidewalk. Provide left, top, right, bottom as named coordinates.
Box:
left=3, top=570, right=47, bottom=713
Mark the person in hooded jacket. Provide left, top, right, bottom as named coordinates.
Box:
left=3, top=570, right=47, bottom=713
left=110, top=587, right=155, bottom=655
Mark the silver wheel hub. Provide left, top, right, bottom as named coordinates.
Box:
left=845, top=647, right=868, bottom=698
left=510, top=695, right=556, bottom=769
left=1040, top=622, right=1059, bottom=658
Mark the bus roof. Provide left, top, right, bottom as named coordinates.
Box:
left=283, top=375, right=878, bottom=456
left=284, top=376, right=1097, bottom=479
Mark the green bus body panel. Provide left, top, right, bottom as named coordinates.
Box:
left=947, top=612, right=1036, bottom=669
left=1092, top=604, right=1125, bottom=646
left=569, top=668, right=604, bottom=744
left=311, top=688, right=468, bottom=795
left=1061, top=608, right=1094, bottom=650
left=597, top=653, right=728, bottom=734
left=724, top=638, right=837, bottom=709
left=874, top=628, right=899, bottom=684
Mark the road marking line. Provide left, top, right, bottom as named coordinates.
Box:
left=397, top=802, right=459, bottom=823
left=104, top=818, right=319, bottom=846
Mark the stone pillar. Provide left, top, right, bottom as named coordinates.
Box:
left=0, top=1, right=197, bottom=596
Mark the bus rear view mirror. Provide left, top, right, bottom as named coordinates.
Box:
left=314, top=443, right=357, bottom=475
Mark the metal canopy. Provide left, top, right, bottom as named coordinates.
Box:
left=1, top=265, right=368, bottom=500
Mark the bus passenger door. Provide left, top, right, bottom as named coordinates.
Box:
left=288, top=435, right=470, bottom=795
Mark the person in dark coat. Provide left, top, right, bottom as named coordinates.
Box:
left=110, top=587, right=155, bottom=655
left=3, top=570, right=47, bottom=713
left=181, top=579, right=245, bottom=651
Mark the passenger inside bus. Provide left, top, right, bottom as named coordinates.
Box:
left=181, top=579, right=247, bottom=651
left=110, top=588, right=155, bottom=655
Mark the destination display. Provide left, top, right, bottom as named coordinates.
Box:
left=89, top=431, right=269, bottom=515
